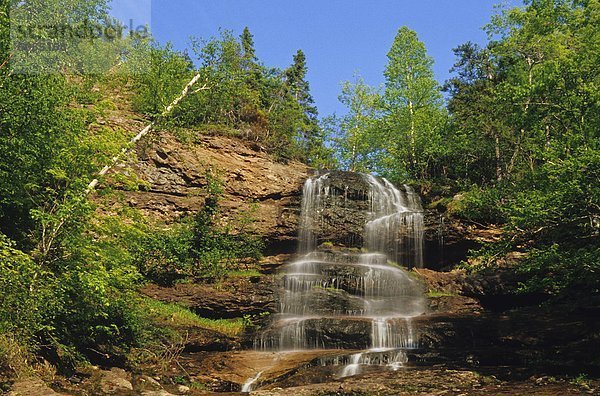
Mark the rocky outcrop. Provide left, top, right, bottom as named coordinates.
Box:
left=413, top=299, right=600, bottom=376
left=302, top=171, right=372, bottom=248
left=422, top=210, right=504, bottom=271
left=258, top=317, right=375, bottom=350
left=253, top=366, right=597, bottom=395
left=417, top=268, right=549, bottom=311
left=141, top=276, right=279, bottom=320
left=114, top=140, right=488, bottom=268
left=110, top=132, right=309, bottom=252
left=8, top=379, right=67, bottom=396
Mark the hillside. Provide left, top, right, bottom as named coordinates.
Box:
left=120, top=132, right=309, bottom=252
left=1, top=1, right=598, bottom=394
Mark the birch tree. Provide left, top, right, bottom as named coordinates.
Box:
left=382, top=27, right=444, bottom=180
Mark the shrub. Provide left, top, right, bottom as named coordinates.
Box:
left=447, top=186, right=506, bottom=224
left=0, top=234, right=54, bottom=341
left=134, top=171, right=264, bottom=284
left=516, top=245, right=600, bottom=296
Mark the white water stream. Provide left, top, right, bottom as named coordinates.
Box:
left=241, top=371, right=263, bottom=393
left=248, top=172, right=426, bottom=389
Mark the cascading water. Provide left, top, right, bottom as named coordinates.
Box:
left=253, top=171, right=426, bottom=385
left=241, top=371, right=263, bottom=393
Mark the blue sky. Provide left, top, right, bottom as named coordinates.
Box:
left=110, top=0, right=521, bottom=117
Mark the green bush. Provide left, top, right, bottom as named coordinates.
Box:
left=134, top=222, right=194, bottom=286
left=134, top=172, right=264, bottom=284
left=516, top=245, right=600, bottom=296
left=128, top=41, right=195, bottom=119
left=447, top=186, right=506, bottom=224
left=126, top=30, right=327, bottom=163
left=0, top=234, right=55, bottom=341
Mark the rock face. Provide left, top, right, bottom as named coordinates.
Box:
left=297, top=171, right=428, bottom=253
left=422, top=211, right=504, bottom=271
left=8, top=379, right=67, bottom=396
left=114, top=137, right=478, bottom=268
left=141, top=276, right=278, bottom=320
left=115, top=133, right=310, bottom=252
left=300, top=171, right=372, bottom=248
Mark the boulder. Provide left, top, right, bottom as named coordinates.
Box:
left=8, top=379, right=66, bottom=396
left=98, top=368, right=133, bottom=394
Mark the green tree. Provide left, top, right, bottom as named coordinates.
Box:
left=444, top=42, right=509, bottom=182
left=129, top=41, right=195, bottom=118
left=240, top=26, right=258, bottom=69
left=446, top=0, right=600, bottom=297
left=285, top=50, right=321, bottom=158
left=331, top=76, right=382, bottom=172
left=382, top=27, right=445, bottom=180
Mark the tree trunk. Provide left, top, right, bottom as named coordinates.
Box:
left=495, top=133, right=502, bottom=181
left=408, top=100, right=416, bottom=171
left=350, top=142, right=357, bottom=172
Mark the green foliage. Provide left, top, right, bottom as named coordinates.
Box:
left=140, top=298, right=245, bottom=337
left=128, top=41, right=195, bottom=118
left=0, top=0, right=272, bottom=378
left=135, top=171, right=264, bottom=284
left=327, top=76, right=383, bottom=172
left=0, top=234, right=54, bottom=341
left=190, top=172, right=263, bottom=280
left=0, top=213, right=149, bottom=369
left=127, top=28, right=329, bottom=163
left=447, top=187, right=506, bottom=224
left=502, top=147, right=599, bottom=241
left=381, top=27, right=448, bottom=181
left=327, top=2, right=599, bottom=299
left=516, top=244, right=599, bottom=296
left=444, top=0, right=599, bottom=185
left=327, top=27, right=447, bottom=181
left=426, top=291, right=458, bottom=298
left=443, top=0, right=600, bottom=298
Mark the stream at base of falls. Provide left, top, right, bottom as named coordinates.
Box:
left=244, top=172, right=427, bottom=392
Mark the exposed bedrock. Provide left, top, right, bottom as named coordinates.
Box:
left=111, top=133, right=482, bottom=268
left=108, top=133, right=310, bottom=253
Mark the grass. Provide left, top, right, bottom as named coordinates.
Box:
left=0, top=333, right=56, bottom=387
left=140, top=298, right=245, bottom=337
left=570, top=374, right=592, bottom=390
left=427, top=290, right=458, bottom=298
left=227, top=269, right=262, bottom=278
left=0, top=334, right=34, bottom=380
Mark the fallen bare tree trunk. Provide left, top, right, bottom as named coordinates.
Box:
left=36, top=72, right=209, bottom=262
left=86, top=73, right=208, bottom=193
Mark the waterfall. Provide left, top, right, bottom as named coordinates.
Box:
left=253, top=171, right=426, bottom=383
left=363, top=174, right=424, bottom=268
left=241, top=371, right=263, bottom=393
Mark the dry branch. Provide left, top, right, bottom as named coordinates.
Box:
left=86, top=73, right=206, bottom=193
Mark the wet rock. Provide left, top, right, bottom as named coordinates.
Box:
left=289, top=287, right=366, bottom=316
left=297, top=171, right=380, bottom=248
left=257, top=317, right=374, bottom=350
